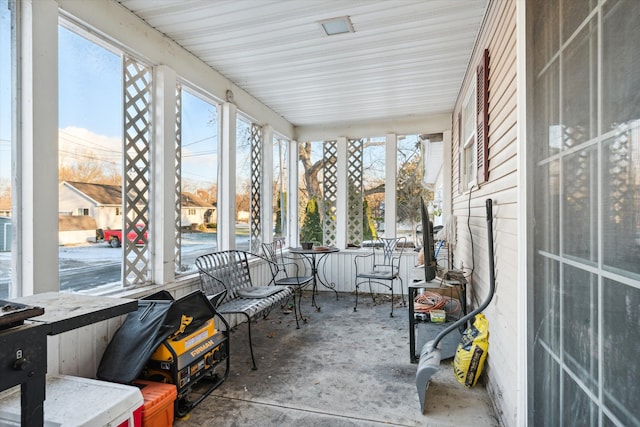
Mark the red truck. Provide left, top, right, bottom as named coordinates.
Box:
left=96, top=224, right=148, bottom=248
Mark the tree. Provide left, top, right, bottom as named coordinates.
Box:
left=0, top=181, right=10, bottom=213
left=297, top=137, right=431, bottom=242
left=299, top=196, right=323, bottom=243
left=274, top=192, right=283, bottom=235
left=298, top=142, right=323, bottom=201
left=396, top=154, right=432, bottom=227
left=58, top=150, right=121, bottom=185
left=362, top=198, right=377, bottom=240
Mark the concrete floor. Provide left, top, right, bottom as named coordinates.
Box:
left=176, top=291, right=499, bottom=427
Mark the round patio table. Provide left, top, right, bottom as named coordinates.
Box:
left=289, top=246, right=339, bottom=310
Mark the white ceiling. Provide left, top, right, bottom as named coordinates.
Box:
left=116, top=0, right=488, bottom=128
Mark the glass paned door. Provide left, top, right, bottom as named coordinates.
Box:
left=528, top=0, right=640, bottom=425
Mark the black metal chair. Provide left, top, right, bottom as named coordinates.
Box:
left=354, top=236, right=407, bottom=317
left=261, top=238, right=314, bottom=328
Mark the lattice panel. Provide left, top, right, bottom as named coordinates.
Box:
left=322, top=141, right=338, bottom=246
left=123, top=56, right=151, bottom=285
left=250, top=123, right=263, bottom=251
left=562, top=125, right=589, bottom=218
left=347, top=139, right=364, bottom=246
left=607, top=120, right=635, bottom=225
left=175, top=84, right=182, bottom=273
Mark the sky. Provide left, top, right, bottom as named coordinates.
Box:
left=0, top=19, right=221, bottom=189
left=58, top=26, right=122, bottom=137
left=1, top=15, right=404, bottom=194
left=58, top=25, right=251, bottom=191
left=58, top=25, right=220, bottom=190
left=1, top=1, right=11, bottom=186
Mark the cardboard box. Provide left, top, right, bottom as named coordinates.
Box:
left=133, top=380, right=177, bottom=427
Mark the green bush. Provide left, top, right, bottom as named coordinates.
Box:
left=300, top=196, right=323, bottom=243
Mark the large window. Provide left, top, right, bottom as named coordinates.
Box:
left=297, top=136, right=430, bottom=248
left=178, top=87, right=218, bottom=273
left=361, top=137, right=386, bottom=242
left=273, top=137, right=288, bottom=239
left=58, top=24, right=124, bottom=292
left=58, top=21, right=153, bottom=290
left=461, top=84, right=477, bottom=191
left=235, top=115, right=252, bottom=251
left=528, top=0, right=640, bottom=425
left=298, top=141, right=326, bottom=245
left=0, top=0, right=13, bottom=299
left=397, top=134, right=430, bottom=245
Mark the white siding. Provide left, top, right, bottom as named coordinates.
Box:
left=47, top=316, right=126, bottom=378
left=58, top=185, right=122, bottom=230
left=450, top=1, right=518, bottom=425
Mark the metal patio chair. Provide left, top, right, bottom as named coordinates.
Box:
left=262, top=238, right=314, bottom=328
left=353, top=236, right=407, bottom=317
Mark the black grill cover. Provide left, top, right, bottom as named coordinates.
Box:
left=97, top=290, right=218, bottom=383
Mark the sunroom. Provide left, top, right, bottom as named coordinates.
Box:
left=1, top=1, right=639, bottom=426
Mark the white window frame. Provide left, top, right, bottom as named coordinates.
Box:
left=461, top=81, right=477, bottom=191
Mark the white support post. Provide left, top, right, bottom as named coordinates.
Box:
left=219, top=102, right=237, bottom=249
left=152, top=65, right=177, bottom=285
left=261, top=125, right=274, bottom=245
left=336, top=137, right=348, bottom=249
left=384, top=133, right=397, bottom=238
left=17, top=0, right=59, bottom=296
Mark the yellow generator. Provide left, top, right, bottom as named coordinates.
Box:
left=141, top=290, right=229, bottom=418
left=98, top=290, right=229, bottom=418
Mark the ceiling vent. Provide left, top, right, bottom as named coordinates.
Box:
left=318, top=16, right=355, bottom=36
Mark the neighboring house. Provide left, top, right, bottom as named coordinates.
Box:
left=0, top=199, right=10, bottom=217
left=59, top=181, right=215, bottom=232
left=0, top=217, right=10, bottom=252
left=180, top=192, right=216, bottom=227
left=59, top=181, right=124, bottom=231
left=58, top=215, right=96, bottom=246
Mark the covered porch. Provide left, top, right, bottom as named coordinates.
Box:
left=177, top=290, right=497, bottom=427
left=2, top=0, right=640, bottom=426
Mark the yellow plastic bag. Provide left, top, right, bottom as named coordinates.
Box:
left=453, top=313, right=489, bottom=387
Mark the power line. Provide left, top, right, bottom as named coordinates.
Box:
left=59, top=129, right=121, bottom=154
left=182, top=150, right=217, bottom=158
left=181, top=134, right=216, bottom=148
left=59, top=149, right=121, bottom=166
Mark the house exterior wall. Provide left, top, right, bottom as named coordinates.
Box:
left=450, top=1, right=518, bottom=425
left=0, top=217, right=10, bottom=252
left=181, top=207, right=210, bottom=227
left=58, top=185, right=121, bottom=230
left=58, top=215, right=97, bottom=245
left=95, top=206, right=123, bottom=231
left=58, top=185, right=92, bottom=216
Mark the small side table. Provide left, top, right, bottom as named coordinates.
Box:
left=408, top=278, right=465, bottom=363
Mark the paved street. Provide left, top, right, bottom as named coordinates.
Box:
left=0, top=231, right=251, bottom=297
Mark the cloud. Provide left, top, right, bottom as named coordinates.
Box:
left=59, top=127, right=121, bottom=163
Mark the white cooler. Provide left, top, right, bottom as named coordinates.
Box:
left=0, top=374, right=143, bottom=427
